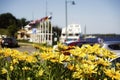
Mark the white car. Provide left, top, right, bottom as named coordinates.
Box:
left=101, top=41, right=120, bottom=57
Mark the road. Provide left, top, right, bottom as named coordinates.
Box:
left=0, top=42, right=37, bottom=53
left=12, top=45, right=37, bottom=53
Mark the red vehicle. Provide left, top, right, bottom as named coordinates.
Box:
left=65, top=41, right=97, bottom=47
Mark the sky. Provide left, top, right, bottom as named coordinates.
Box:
left=0, top=0, right=120, bottom=34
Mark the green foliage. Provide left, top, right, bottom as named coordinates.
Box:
left=53, top=26, right=62, bottom=38
left=7, top=24, right=18, bottom=37
left=0, top=13, right=62, bottom=38
left=0, top=44, right=120, bottom=80
left=0, top=13, right=17, bottom=29
left=0, top=13, right=30, bottom=37
left=0, top=29, right=8, bottom=35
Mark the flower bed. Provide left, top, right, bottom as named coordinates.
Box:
left=0, top=43, right=120, bottom=80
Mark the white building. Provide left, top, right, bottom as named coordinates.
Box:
left=18, top=16, right=53, bottom=45
left=29, top=17, right=53, bottom=45
left=60, top=24, right=81, bottom=43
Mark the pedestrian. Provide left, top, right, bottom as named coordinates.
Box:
left=98, top=37, right=104, bottom=44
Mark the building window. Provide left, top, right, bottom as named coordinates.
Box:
left=69, top=34, right=73, bottom=36
left=75, top=34, right=79, bottom=36
left=62, top=34, right=66, bottom=36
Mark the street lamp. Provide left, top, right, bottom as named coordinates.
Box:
left=65, top=0, right=75, bottom=40
left=46, top=0, right=48, bottom=16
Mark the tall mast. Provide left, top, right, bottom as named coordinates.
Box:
left=46, top=0, right=48, bottom=16
left=84, top=24, right=86, bottom=39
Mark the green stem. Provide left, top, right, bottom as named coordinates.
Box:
left=7, top=72, right=11, bottom=80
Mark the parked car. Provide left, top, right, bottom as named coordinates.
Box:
left=110, top=57, right=120, bottom=69
left=111, top=57, right=120, bottom=63
left=1, top=37, right=19, bottom=48
left=101, top=41, right=120, bottom=57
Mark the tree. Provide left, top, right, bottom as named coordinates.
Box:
left=53, top=26, right=62, bottom=37
left=17, top=18, right=29, bottom=28
left=0, top=13, right=30, bottom=37
left=7, top=24, right=18, bottom=37
left=0, top=13, right=17, bottom=29
left=0, top=29, right=8, bottom=35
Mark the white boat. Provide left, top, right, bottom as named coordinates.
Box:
left=60, top=24, right=82, bottom=43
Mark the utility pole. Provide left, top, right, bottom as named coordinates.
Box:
left=46, top=0, right=48, bottom=16
left=65, top=0, right=75, bottom=41
left=84, top=24, right=86, bottom=40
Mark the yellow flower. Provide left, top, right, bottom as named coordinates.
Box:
left=27, top=77, right=31, bottom=80
left=17, top=54, right=27, bottom=61
left=104, top=68, right=120, bottom=80
left=81, top=60, right=93, bottom=65
left=116, top=63, right=120, bottom=70
left=103, top=78, right=108, bottom=80
left=114, top=71, right=120, bottom=80
left=75, top=64, right=80, bottom=71
left=22, top=66, right=31, bottom=71
left=67, top=64, right=75, bottom=71
left=33, top=44, right=40, bottom=49
left=72, top=70, right=83, bottom=79
left=69, top=47, right=80, bottom=56
left=96, top=58, right=111, bottom=66
left=55, top=54, right=70, bottom=63
left=12, top=59, right=19, bottom=64
left=57, top=43, right=71, bottom=51
left=59, top=54, right=65, bottom=63
left=3, top=48, right=12, bottom=57
left=102, top=48, right=113, bottom=57
left=10, top=65, right=14, bottom=71
left=1, top=68, right=8, bottom=74
left=40, top=51, right=55, bottom=60
left=78, top=52, right=86, bottom=58
left=26, top=55, right=37, bottom=63
left=81, top=63, right=97, bottom=74
left=50, top=58, right=58, bottom=63
left=73, top=63, right=97, bottom=79
left=36, top=69, right=44, bottom=77
left=87, top=55, right=97, bottom=61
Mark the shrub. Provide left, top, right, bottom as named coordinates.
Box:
left=0, top=43, right=120, bottom=80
